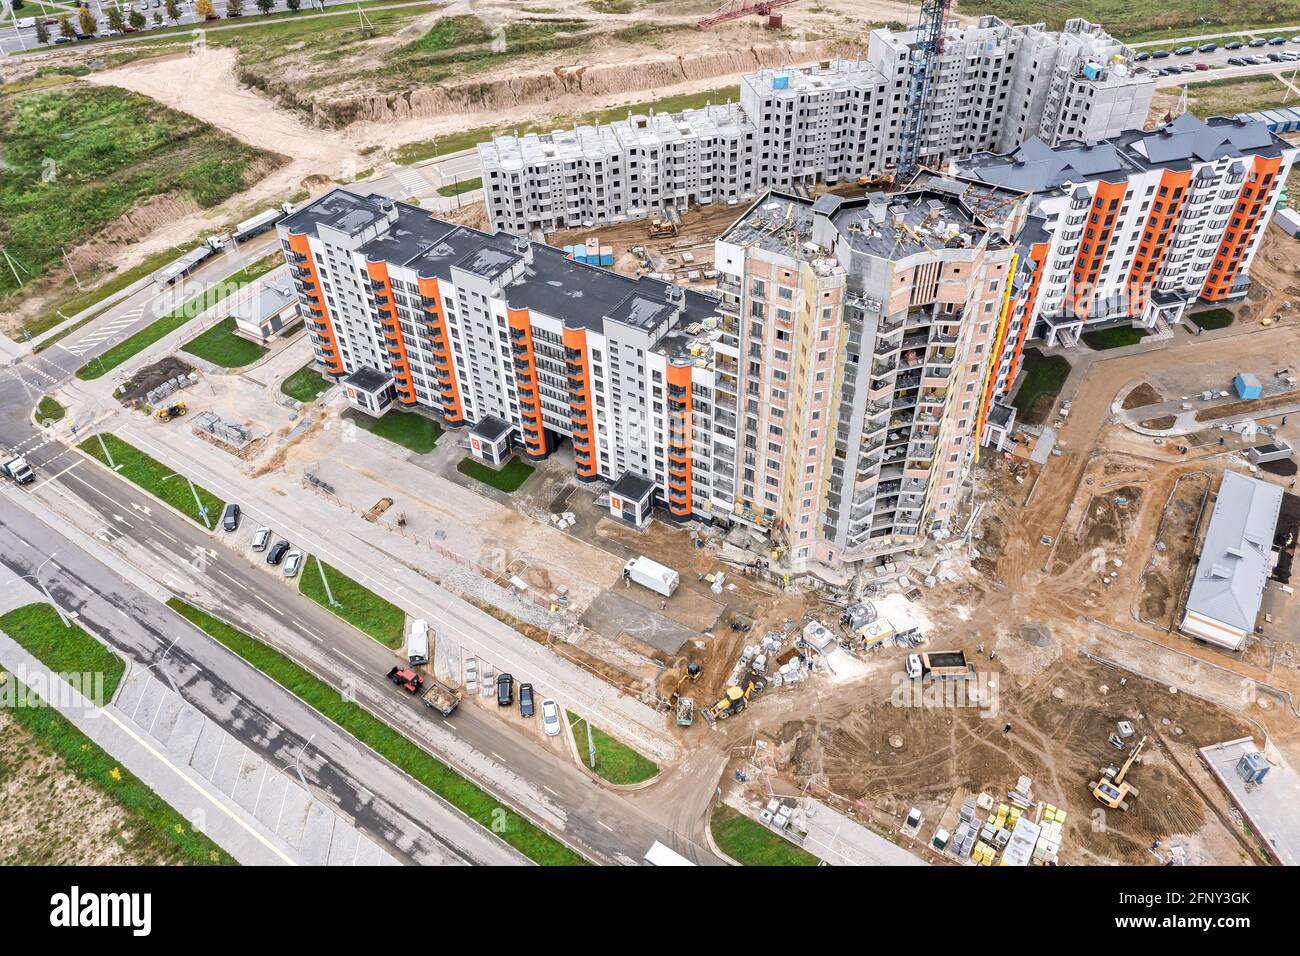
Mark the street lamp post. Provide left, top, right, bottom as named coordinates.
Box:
left=6, top=554, right=71, bottom=628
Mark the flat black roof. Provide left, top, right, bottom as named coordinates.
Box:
left=610, top=470, right=656, bottom=502
left=470, top=414, right=514, bottom=443
left=343, top=366, right=392, bottom=393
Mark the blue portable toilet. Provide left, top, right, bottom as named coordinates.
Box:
left=1234, top=372, right=1262, bottom=400
left=1236, top=752, right=1269, bottom=785
left=1082, top=62, right=1103, bottom=82
left=773, top=73, right=790, bottom=90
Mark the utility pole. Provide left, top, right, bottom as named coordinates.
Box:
left=586, top=718, right=596, bottom=769
left=62, top=247, right=84, bottom=291
left=184, top=475, right=211, bottom=529
left=8, top=555, right=72, bottom=628
left=314, top=554, right=340, bottom=607
left=1, top=246, right=28, bottom=288
left=95, top=431, right=120, bottom=471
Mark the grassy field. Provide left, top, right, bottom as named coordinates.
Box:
left=568, top=714, right=659, bottom=785
left=1189, top=307, right=1236, bottom=330
left=298, top=555, right=405, bottom=649
left=1186, top=74, right=1299, bottom=118
left=79, top=433, right=225, bottom=526
left=1011, top=348, right=1072, bottom=425
left=1082, top=325, right=1150, bottom=350
left=35, top=395, right=64, bottom=424
left=167, top=598, right=586, bottom=865
left=280, top=362, right=332, bottom=402
left=181, top=318, right=269, bottom=368
left=76, top=253, right=281, bottom=379
left=0, top=603, right=125, bottom=701
left=349, top=408, right=442, bottom=453
left=710, top=805, right=820, bottom=866
left=437, top=177, right=483, bottom=197
left=392, top=84, right=734, bottom=164
left=457, top=456, right=535, bottom=492
left=956, top=1, right=1300, bottom=41
left=0, top=80, right=279, bottom=335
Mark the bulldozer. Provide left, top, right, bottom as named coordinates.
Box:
left=648, top=217, right=678, bottom=239
left=154, top=401, right=188, bottom=423
left=707, top=680, right=757, bottom=721
left=1090, top=735, right=1147, bottom=810
left=856, top=172, right=896, bottom=190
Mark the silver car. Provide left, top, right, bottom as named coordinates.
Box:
left=252, top=526, right=272, bottom=551
left=541, top=698, right=561, bottom=737
left=282, top=549, right=304, bottom=577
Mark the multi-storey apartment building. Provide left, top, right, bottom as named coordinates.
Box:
left=480, top=18, right=1152, bottom=234
left=957, top=114, right=1298, bottom=411
left=281, top=179, right=1018, bottom=571
left=712, top=181, right=1020, bottom=566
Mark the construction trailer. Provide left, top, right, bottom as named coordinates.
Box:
left=623, top=556, right=679, bottom=597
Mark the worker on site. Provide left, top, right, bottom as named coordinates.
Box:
left=1003, top=723, right=1012, bottom=735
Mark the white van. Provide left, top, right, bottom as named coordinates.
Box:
left=407, top=618, right=430, bottom=665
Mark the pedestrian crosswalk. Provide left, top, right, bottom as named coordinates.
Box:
left=393, top=166, right=430, bottom=199
left=58, top=306, right=145, bottom=356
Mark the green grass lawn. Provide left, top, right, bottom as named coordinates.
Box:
left=181, top=317, right=269, bottom=368
left=349, top=408, right=442, bottom=454
left=1082, top=325, right=1150, bottom=350
left=280, top=362, right=332, bottom=402
left=710, top=804, right=820, bottom=866
left=298, top=555, right=405, bottom=649
left=1189, top=308, right=1235, bottom=330
left=35, top=395, right=64, bottom=424
left=1011, top=348, right=1072, bottom=426
left=568, top=713, right=659, bottom=785
left=436, top=176, right=482, bottom=197
left=0, top=603, right=124, bottom=701
left=76, top=254, right=281, bottom=380
left=167, top=598, right=585, bottom=866
left=79, top=433, right=225, bottom=526
left=0, top=80, right=279, bottom=326
left=457, top=456, right=535, bottom=492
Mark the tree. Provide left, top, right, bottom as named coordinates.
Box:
left=255, top=0, right=272, bottom=12
left=57, top=14, right=74, bottom=38
left=164, top=0, right=179, bottom=22
left=225, top=0, right=242, bottom=15
left=285, top=0, right=299, bottom=10
left=76, top=5, right=96, bottom=34
left=128, top=9, right=144, bottom=29
left=152, top=11, right=162, bottom=25
left=34, top=19, right=49, bottom=43
left=12, top=0, right=25, bottom=11
left=106, top=5, right=125, bottom=31
left=195, top=0, right=213, bottom=17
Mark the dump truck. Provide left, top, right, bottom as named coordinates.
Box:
left=154, top=401, right=187, bottom=422
left=905, top=651, right=975, bottom=681
left=623, top=555, right=679, bottom=597
left=675, top=696, right=694, bottom=726
left=422, top=679, right=463, bottom=717
left=1, top=455, right=34, bottom=485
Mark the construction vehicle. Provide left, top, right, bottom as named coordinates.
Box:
left=422, top=678, right=463, bottom=717
left=648, top=218, right=678, bottom=239
left=856, top=172, right=896, bottom=190
left=707, top=680, right=757, bottom=721
left=1, top=455, right=34, bottom=485
left=154, top=401, right=187, bottom=422
left=385, top=666, right=425, bottom=695
left=905, top=651, right=975, bottom=681
left=684, top=661, right=702, bottom=682
left=675, top=696, right=695, bottom=727
left=697, top=0, right=799, bottom=28
left=1090, top=735, right=1148, bottom=810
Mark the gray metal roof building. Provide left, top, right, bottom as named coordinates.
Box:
left=1181, top=470, right=1283, bottom=650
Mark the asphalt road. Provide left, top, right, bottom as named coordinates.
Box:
left=1, top=283, right=722, bottom=866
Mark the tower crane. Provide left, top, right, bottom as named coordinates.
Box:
left=895, top=0, right=953, bottom=183
left=697, top=0, right=800, bottom=29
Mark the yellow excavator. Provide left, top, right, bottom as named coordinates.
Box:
left=707, top=681, right=756, bottom=721
left=1090, top=735, right=1147, bottom=810
left=154, top=401, right=188, bottom=423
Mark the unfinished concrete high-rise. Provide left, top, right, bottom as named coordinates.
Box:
left=479, top=17, right=1153, bottom=235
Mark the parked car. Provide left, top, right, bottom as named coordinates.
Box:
left=221, top=502, right=241, bottom=532
left=1179, top=63, right=1196, bottom=72
left=1268, top=51, right=1285, bottom=62
left=386, top=666, right=424, bottom=695
left=1195, top=62, right=1210, bottom=70
left=1228, top=56, right=1246, bottom=65
left=252, top=526, right=272, bottom=551
left=282, top=549, right=304, bottom=578
left=1252, top=54, right=1271, bottom=64
left=1134, top=51, right=1151, bottom=61
left=519, top=682, right=535, bottom=718
left=1249, top=37, right=1268, bottom=47
left=1174, top=46, right=1194, bottom=55
left=541, top=698, right=561, bottom=736
left=1151, top=49, right=1171, bottom=59
left=1284, top=50, right=1300, bottom=61
left=1269, top=36, right=1287, bottom=45
left=496, top=672, right=513, bottom=706
left=1225, top=40, right=1244, bottom=50
left=267, top=539, right=290, bottom=565
left=1198, top=43, right=1217, bottom=53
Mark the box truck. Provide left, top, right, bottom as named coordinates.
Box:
left=1, top=455, right=34, bottom=485
left=622, top=556, right=679, bottom=597
left=905, top=651, right=975, bottom=681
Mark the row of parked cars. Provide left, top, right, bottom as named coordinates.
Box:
left=220, top=503, right=303, bottom=576
left=387, top=664, right=563, bottom=735
left=1135, top=35, right=1300, bottom=64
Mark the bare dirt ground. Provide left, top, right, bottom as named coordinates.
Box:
left=0, top=712, right=163, bottom=865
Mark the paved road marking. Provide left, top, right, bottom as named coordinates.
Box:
left=30, top=459, right=81, bottom=492
left=253, top=593, right=285, bottom=616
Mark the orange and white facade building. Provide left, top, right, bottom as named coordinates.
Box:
left=958, top=114, right=1297, bottom=419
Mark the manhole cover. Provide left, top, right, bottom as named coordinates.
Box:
left=888, top=735, right=905, bottom=750
left=1051, top=687, right=1066, bottom=700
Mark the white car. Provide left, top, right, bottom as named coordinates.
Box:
left=541, top=698, right=561, bottom=737
left=252, top=526, right=272, bottom=551
left=282, top=549, right=304, bottom=577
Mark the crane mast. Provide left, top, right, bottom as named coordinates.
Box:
left=895, top=0, right=952, bottom=182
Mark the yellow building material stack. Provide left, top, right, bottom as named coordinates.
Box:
left=1032, top=805, right=1066, bottom=865
left=973, top=841, right=997, bottom=865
